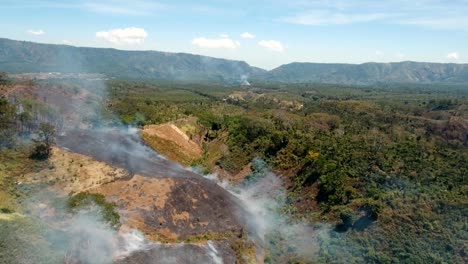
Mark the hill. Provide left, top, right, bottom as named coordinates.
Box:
left=0, top=38, right=264, bottom=83
left=1, top=38, right=468, bottom=84
left=257, top=61, right=468, bottom=84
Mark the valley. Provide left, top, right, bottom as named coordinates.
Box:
left=2, top=1, right=468, bottom=262
left=0, top=72, right=466, bottom=263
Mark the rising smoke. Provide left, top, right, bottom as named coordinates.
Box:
left=202, top=160, right=325, bottom=262
left=10, top=73, right=240, bottom=263
left=6, top=43, right=327, bottom=262
left=240, top=75, right=251, bottom=86
left=19, top=187, right=149, bottom=264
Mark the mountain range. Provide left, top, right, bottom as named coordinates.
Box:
left=1, top=38, right=467, bottom=84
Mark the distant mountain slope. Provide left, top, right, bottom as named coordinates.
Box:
left=1, top=38, right=468, bottom=84
left=0, top=38, right=264, bottom=83
left=257, top=62, right=468, bottom=84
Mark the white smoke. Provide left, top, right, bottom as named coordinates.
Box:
left=206, top=241, right=223, bottom=264
left=205, top=170, right=283, bottom=241
left=116, top=229, right=149, bottom=258
left=240, top=75, right=251, bottom=86
left=203, top=162, right=320, bottom=262
left=25, top=191, right=149, bottom=263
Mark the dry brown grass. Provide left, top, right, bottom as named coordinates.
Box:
left=21, top=147, right=129, bottom=194
left=142, top=123, right=202, bottom=165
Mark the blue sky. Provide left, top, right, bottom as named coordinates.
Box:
left=0, top=0, right=467, bottom=69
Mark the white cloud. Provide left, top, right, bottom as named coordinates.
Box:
left=62, top=40, right=72, bottom=45
left=96, top=27, right=148, bottom=45
left=258, top=40, right=284, bottom=52
left=192, top=37, right=240, bottom=49
left=27, top=29, right=45, bottom=36
left=241, top=32, right=255, bottom=39
left=447, top=52, right=459, bottom=60
left=219, top=34, right=229, bottom=38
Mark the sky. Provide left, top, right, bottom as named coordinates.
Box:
left=0, top=0, right=467, bottom=69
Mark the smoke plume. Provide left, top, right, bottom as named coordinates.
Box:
left=203, top=159, right=323, bottom=262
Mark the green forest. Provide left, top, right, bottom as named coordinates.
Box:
left=0, top=74, right=467, bottom=263
left=106, top=80, right=467, bottom=263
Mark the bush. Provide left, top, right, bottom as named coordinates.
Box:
left=67, top=192, right=120, bottom=227
left=317, top=171, right=346, bottom=206
left=29, top=143, right=51, bottom=160
left=29, top=123, right=55, bottom=160
left=0, top=72, right=9, bottom=85
left=0, top=208, right=14, bottom=214
left=360, top=199, right=383, bottom=221
left=339, top=207, right=355, bottom=228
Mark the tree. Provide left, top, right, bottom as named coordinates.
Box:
left=339, top=207, right=355, bottom=229
left=30, top=123, right=56, bottom=160
left=360, top=199, right=383, bottom=221
left=39, top=123, right=55, bottom=147
left=0, top=98, right=16, bottom=148
left=0, top=72, right=9, bottom=85
left=317, top=170, right=346, bottom=206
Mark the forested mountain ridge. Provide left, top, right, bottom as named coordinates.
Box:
left=1, top=38, right=468, bottom=84
left=0, top=38, right=264, bottom=83
left=256, top=61, right=468, bottom=84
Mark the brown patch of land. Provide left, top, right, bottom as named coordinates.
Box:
left=213, top=163, right=253, bottom=184
left=142, top=123, right=202, bottom=165
left=22, top=146, right=251, bottom=258
left=21, top=147, right=129, bottom=194
left=95, top=175, right=174, bottom=210
left=91, top=175, right=244, bottom=243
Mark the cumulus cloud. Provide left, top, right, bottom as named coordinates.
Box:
left=446, top=52, right=459, bottom=60
left=96, top=27, right=148, bottom=45
left=258, top=40, right=284, bottom=52
left=27, top=29, right=45, bottom=36
left=241, top=32, right=255, bottom=39
left=192, top=37, right=240, bottom=49
left=62, top=40, right=72, bottom=45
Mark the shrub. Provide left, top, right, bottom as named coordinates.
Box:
left=29, top=143, right=50, bottom=160
left=67, top=192, right=120, bottom=227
